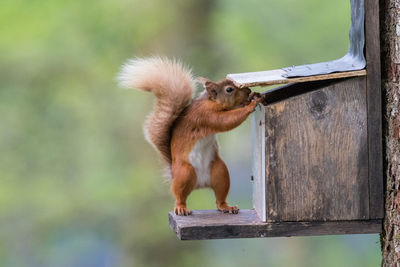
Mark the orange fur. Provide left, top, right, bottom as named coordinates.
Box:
left=117, top=57, right=261, bottom=215
left=170, top=96, right=260, bottom=215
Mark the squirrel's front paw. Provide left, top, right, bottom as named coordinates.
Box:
left=174, top=206, right=192, bottom=216
left=217, top=204, right=239, bottom=214
left=248, top=92, right=261, bottom=102
left=247, top=97, right=262, bottom=112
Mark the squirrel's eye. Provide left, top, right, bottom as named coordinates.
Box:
left=225, top=87, right=234, bottom=93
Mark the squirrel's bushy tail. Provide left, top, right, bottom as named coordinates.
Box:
left=117, top=57, right=195, bottom=171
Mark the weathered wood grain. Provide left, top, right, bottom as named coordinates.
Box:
left=226, top=69, right=366, bottom=88
left=380, top=0, right=400, bottom=262
left=264, top=77, right=369, bottom=222
left=365, top=0, right=384, bottom=219
left=169, top=209, right=382, bottom=240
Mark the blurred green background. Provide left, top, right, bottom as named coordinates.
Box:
left=0, top=0, right=381, bottom=266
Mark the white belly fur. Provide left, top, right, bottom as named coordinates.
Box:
left=188, top=135, right=217, bottom=188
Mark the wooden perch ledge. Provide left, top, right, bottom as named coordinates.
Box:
left=169, top=209, right=381, bottom=240
left=227, top=69, right=366, bottom=88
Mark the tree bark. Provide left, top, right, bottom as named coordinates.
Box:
left=380, top=0, right=400, bottom=265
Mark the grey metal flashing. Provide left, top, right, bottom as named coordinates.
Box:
left=282, top=0, right=365, bottom=78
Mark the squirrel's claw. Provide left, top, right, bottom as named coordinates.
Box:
left=248, top=92, right=261, bottom=102
left=218, top=205, right=239, bottom=214
left=174, top=206, right=192, bottom=216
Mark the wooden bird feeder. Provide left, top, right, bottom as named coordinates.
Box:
left=169, top=0, right=383, bottom=240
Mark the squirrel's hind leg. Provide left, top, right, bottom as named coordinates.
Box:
left=210, top=157, right=239, bottom=214
left=171, top=162, right=197, bottom=216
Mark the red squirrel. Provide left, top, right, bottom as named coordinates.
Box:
left=118, top=57, right=261, bottom=216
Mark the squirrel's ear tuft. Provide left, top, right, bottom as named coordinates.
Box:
left=196, top=77, right=218, bottom=100
left=196, top=77, right=212, bottom=88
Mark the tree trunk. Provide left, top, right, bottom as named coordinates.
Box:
left=380, top=0, right=400, bottom=265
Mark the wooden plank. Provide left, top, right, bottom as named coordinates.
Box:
left=264, top=77, right=369, bottom=222
left=169, top=209, right=382, bottom=240
left=251, top=104, right=266, bottom=221
left=365, top=0, right=384, bottom=219
left=226, top=69, right=366, bottom=88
